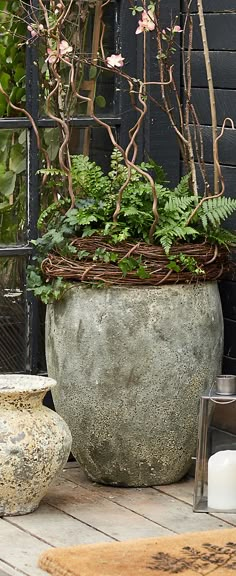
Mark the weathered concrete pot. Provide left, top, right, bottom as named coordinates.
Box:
left=0, top=375, right=72, bottom=516
left=46, top=283, right=223, bottom=487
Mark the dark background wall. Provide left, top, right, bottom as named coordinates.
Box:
left=186, top=2, right=236, bottom=380
left=146, top=2, right=236, bottom=388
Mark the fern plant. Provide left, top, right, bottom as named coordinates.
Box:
left=27, top=149, right=236, bottom=302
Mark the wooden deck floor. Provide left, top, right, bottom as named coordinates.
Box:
left=1, top=463, right=236, bottom=576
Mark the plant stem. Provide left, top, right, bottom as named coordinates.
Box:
left=197, top=0, right=219, bottom=194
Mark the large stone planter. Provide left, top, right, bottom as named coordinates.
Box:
left=46, top=283, right=223, bottom=487
left=0, top=375, right=72, bottom=516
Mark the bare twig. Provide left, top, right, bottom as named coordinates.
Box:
left=197, top=0, right=219, bottom=194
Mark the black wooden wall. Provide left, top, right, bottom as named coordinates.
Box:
left=188, top=1, right=236, bottom=376
left=146, top=1, right=236, bottom=377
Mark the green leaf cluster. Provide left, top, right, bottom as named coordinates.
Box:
left=0, top=129, right=26, bottom=243
left=28, top=149, right=236, bottom=300
left=0, top=1, right=26, bottom=115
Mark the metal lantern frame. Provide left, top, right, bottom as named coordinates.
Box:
left=193, top=392, right=236, bottom=513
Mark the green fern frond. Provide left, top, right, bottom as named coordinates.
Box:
left=173, top=174, right=191, bottom=197
left=159, top=234, right=173, bottom=254
left=155, top=223, right=199, bottom=254
left=164, top=196, right=194, bottom=213
left=71, top=154, right=109, bottom=198
left=37, top=198, right=71, bottom=229
left=37, top=168, right=65, bottom=176
left=200, top=197, right=236, bottom=228
left=199, top=212, right=208, bottom=231
left=207, top=228, right=236, bottom=249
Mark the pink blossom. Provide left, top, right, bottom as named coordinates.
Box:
left=136, top=10, right=155, bottom=35
left=27, top=23, right=44, bottom=38
left=27, top=25, right=38, bottom=38
left=45, top=41, right=73, bottom=64
left=59, top=40, right=73, bottom=56
left=167, top=25, right=182, bottom=33
left=106, top=53, right=125, bottom=68
left=46, top=48, right=58, bottom=65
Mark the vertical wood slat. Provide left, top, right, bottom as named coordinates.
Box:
left=82, top=1, right=103, bottom=156
left=145, top=0, right=181, bottom=186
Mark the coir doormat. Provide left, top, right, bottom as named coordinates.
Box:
left=39, top=528, right=236, bottom=576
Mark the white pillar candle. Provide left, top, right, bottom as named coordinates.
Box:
left=208, top=450, right=236, bottom=510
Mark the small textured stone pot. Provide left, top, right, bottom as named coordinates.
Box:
left=0, top=375, right=72, bottom=516
left=46, top=283, right=223, bottom=487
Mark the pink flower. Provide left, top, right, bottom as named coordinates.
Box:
left=27, top=25, right=38, bottom=38
left=167, top=25, right=182, bottom=33
left=136, top=10, right=155, bottom=34
left=106, top=53, right=125, bottom=68
left=59, top=40, right=73, bottom=56
left=45, top=41, right=73, bottom=64
left=46, top=48, right=58, bottom=65
left=27, top=23, right=44, bottom=38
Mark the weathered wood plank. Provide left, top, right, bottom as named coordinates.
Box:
left=109, top=489, right=235, bottom=533
left=0, top=559, right=28, bottom=576
left=61, top=467, right=233, bottom=534
left=192, top=126, right=236, bottom=167
left=0, top=568, right=20, bottom=576
left=189, top=15, right=236, bottom=50
left=157, top=478, right=236, bottom=527
left=182, top=1, right=236, bottom=13
left=0, top=519, right=49, bottom=576
left=190, top=88, right=236, bottom=126
left=190, top=52, right=236, bottom=89
left=44, top=478, right=173, bottom=539
left=6, top=503, right=113, bottom=547
left=155, top=477, right=194, bottom=506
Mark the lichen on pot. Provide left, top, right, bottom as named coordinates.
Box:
left=46, top=281, right=223, bottom=487
left=0, top=374, right=72, bottom=516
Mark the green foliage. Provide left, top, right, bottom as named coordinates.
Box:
left=27, top=149, right=236, bottom=301
left=0, top=1, right=26, bottom=115
left=27, top=267, right=69, bottom=304
left=198, top=197, right=236, bottom=229
left=0, top=129, right=26, bottom=243
left=167, top=253, right=205, bottom=275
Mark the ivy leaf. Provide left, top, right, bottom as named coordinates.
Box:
left=89, top=66, right=97, bottom=80
left=18, top=130, right=26, bottom=145
left=167, top=261, right=181, bottom=272
left=14, top=66, right=25, bottom=84
left=82, top=226, right=97, bottom=238
left=0, top=171, right=16, bottom=196
left=52, top=231, right=65, bottom=245
left=77, top=250, right=90, bottom=260
left=136, top=266, right=150, bottom=279
left=95, top=95, right=106, bottom=109
left=118, top=257, right=139, bottom=277
left=9, top=144, right=26, bottom=174
left=0, top=71, right=10, bottom=90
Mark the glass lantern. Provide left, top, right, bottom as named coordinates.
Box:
left=193, top=376, right=236, bottom=513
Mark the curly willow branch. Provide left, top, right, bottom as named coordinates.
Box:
left=46, top=62, right=75, bottom=208
left=0, top=82, right=51, bottom=189
left=186, top=117, right=235, bottom=225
